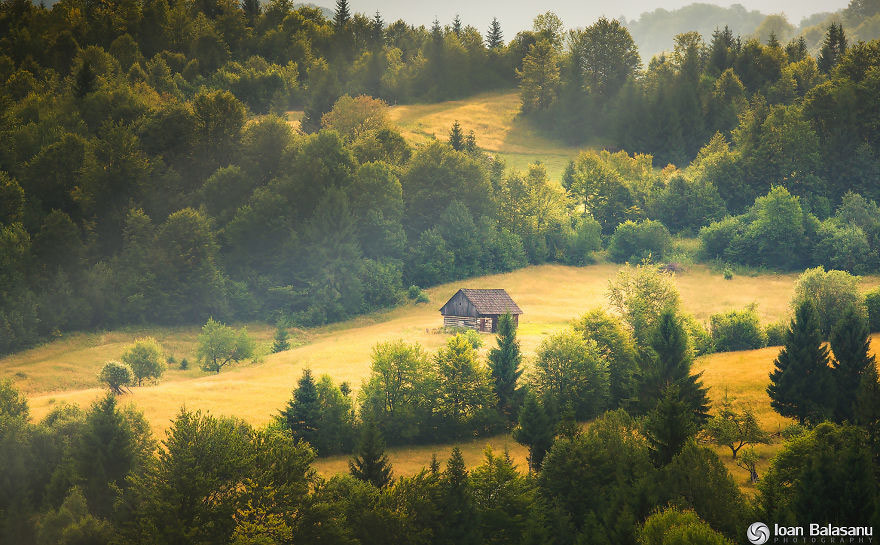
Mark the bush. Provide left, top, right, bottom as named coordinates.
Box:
left=564, top=215, right=602, bottom=265
left=812, top=220, right=873, bottom=273
left=682, top=315, right=715, bottom=356
left=722, top=267, right=733, bottom=280
left=608, top=219, right=672, bottom=263
left=710, top=307, right=767, bottom=352
left=764, top=320, right=787, bottom=346
left=180, top=358, right=189, bottom=370
left=652, top=175, right=727, bottom=234
left=867, top=287, right=880, bottom=333
left=98, top=361, right=132, bottom=394
left=407, top=285, right=429, bottom=303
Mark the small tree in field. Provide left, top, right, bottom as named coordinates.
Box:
left=272, top=325, right=290, bottom=353
left=196, top=318, right=255, bottom=374
left=704, top=400, right=769, bottom=459
left=121, top=337, right=164, bottom=386
left=99, top=361, right=132, bottom=394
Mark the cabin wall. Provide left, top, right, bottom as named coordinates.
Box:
left=444, top=316, right=478, bottom=329
left=440, top=291, right=478, bottom=318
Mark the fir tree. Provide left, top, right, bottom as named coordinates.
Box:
left=638, top=311, right=710, bottom=423
left=645, top=385, right=696, bottom=466
left=831, top=308, right=876, bottom=422
left=464, top=130, right=477, bottom=153
left=513, top=393, right=554, bottom=472
left=766, top=31, right=780, bottom=49
left=818, top=22, right=847, bottom=73
left=438, top=447, right=479, bottom=545
left=333, top=0, right=350, bottom=30
left=349, top=422, right=393, bottom=488
left=786, top=36, right=807, bottom=62
left=486, top=17, right=503, bottom=49
left=449, top=120, right=464, bottom=150
left=488, top=312, right=522, bottom=421
left=280, top=369, right=321, bottom=448
left=272, top=325, right=290, bottom=353
left=431, top=17, right=443, bottom=43
left=371, top=11, right=384, bottom=49
left=452, top=14, right=462, bottom=36
left=767, top=301, right=834, bottom=425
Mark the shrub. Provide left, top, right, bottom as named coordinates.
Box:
left=722, top=267, right=733, bottom=280
left=407, top=285, right=429, bottom=303
left=710, top=307, right=767, bottom=352
left=564, top=215, right=602, bottom=265
left=608, top=219, right=672, bottom=263
left=180, top=358, right=189, bottom=370
left=98, top=361, right=132, bottom=394
left=682, top=315, right=715, bottom=356
left=764, top=320, right=787, bottom=346
left=867, top=287, right=880, bottom=333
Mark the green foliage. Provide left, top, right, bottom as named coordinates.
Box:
left=638, top=507, right=733, bottom=545
left=196, top=318, right=255, bottom=374
left=867, top=287, right=880, bottom=332
left=532, top=329, right=610, bottom=420
left=513, top=393, right=554, bottom=472
left=98, top=361, right=132, bottom=394
left=349, top=422, right=393, bottom=488
left=704, top=400, right=770, bottom=458
left=608, top=220, right=672, bottom=263
left=488, top=313, right=523, bottom=421
left=767, top=300, right=834, bottom=425
left=433, top=335, right=498, bottom=437
left=121, top=337, right=165, bottom=386
left=272, top=325, right=290, bottom=353
left=709, top=306, right=768, bottom=352
left=280, top=369, right=321, bottom=449
left=35, top=487, right=112, bottom=545
left=764, top=320, right=787, bottom=346
left=792, top=266, right=865, bottom=338
left=652, top=175, right=727, bottom=234
left=608, top=262, right=682, bottom=348
left=645, top=385, right=697, bottom=466
left=572, top=308, right=639, bottom=409
left=830, top=308, right=877, bottom=423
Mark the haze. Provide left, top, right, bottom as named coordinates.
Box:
left=348, top=0, right=847, bottom=32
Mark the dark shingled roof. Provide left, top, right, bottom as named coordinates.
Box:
left=458, top=288, right=522, bottom=315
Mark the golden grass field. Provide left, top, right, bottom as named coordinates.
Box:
left=4, top=263, right=880, bottom=487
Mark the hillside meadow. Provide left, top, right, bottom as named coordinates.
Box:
left=4, top=262, right=880, bottom=485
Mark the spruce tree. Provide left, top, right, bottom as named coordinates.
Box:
left=452, top=14, right=462, bottom=36
left=438, top=447, right=479, bottom=545
left=449, top=120, right=464, bottom=150
left=638, top=311, right=710, bottom=424
left=831, top=308, right=876, bottom=422
left=349, top=422, right=393, bottom=488
left=464, top=130, right=477, bottom=153
left=488, top=312, right=522, bottom=421
left=333, top=0, right=350, bottom=29
left=767, top=301, right=834, bottom=425
left=818, top=22, right=847, bottom=73
left=280, top=369, right=321, bottom=448
left=272, top=325, right=290, bottom=353
left=645, top=385, right=696, bottom=466
left=486, top=17, right=503, bottom=49
left=371, top=11, right=384, bottom=49
left=513, top=393, right=554, bottom=472
left=786, top=36, right=807, bottom=62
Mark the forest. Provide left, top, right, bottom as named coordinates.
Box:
left=2, top=0, right=880, bottom=542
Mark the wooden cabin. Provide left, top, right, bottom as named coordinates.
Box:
left=439, top=288, right=523, bottom=333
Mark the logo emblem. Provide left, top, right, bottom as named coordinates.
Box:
left=747, top=522, right=770, bottom=545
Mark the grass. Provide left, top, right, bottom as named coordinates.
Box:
left=4, top=262, right=880, bottom=483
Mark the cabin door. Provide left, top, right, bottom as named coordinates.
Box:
left=478, top=317, right=491, bottom=332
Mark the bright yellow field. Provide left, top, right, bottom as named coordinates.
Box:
left=387, top=91, right=584, bottom=182
left=4, top=263, right=879, bottom=482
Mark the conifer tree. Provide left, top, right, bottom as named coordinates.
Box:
left=449, top=120, right=464, bottom=151
left=452, top=14, right=462, bottom=36
left=272, top=325, right=290, bottom=353
left=280, top=369, right=321, bottom=448
left=438, top=447, right=479, bottom=545
left=638, top=311, right=710, bottom=423
left=371, top=11, right=384, bottom=49
left=349, top=422, right=393, bottom=488
left=74, top=60, right=96, bottom=98
left=645, top=385, right=696, bottom=466
left=486, top=18, right=503, bottom=49
left=786, top=36, right=807, bottom=62
left=241, top=0, right=260, bottom=27
left=464, top=130, right=477, bottom=153
left=488, top=312, right=522, bottom=421
left=767, top=301, right=834, bottom=425
left=818, top=22, right=847, bottom=73
left=831, top=308, right=876, bottom=422
left=333, top=0, right=350, bottom=29
left=856, top=363, right=880, bottom=459
left=513, top=393, right=554, bottom=472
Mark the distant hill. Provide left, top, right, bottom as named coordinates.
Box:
left=625, top=3, right=767, bottom=59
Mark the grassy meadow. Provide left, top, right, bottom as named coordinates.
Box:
left=4, top=262, right=880, bottom=487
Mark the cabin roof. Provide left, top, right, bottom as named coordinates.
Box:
left=440, top=288, right=523, bottom=315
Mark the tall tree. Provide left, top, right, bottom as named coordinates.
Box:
left=767, top=300, right=834, bottom=425
left=348, top=422, right=393, bottom=488
left=333, top=0, right=350, bottom=30
left=513, top=393, right=554, bottom=472
left=818, top=22, right=847, bottom=73
left=438, top=447, right=480, bottom=545
left=280, top=369, right=321, bottom=449
left=487, top=312, right=523, bottom=421
left=569, top=17, right=641, bottom=98
left=452, top=14, right=462, bottom=36
left=645, top=385, right=696, bottom=466
left=831, top=308, right=876, bottom=423
left=486, top=18, right=503, bottom=49
left=517, top=39, right=560, bottom=112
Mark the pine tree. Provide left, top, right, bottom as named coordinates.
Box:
left=349, top=422, right=393, bottom=488
left=488, top=312, right=522, bottom=421
left=449, top=120, right=464, bottom=151
left=438, top=447, right=479, bottom=545
left=832, top=309, right=876, bottom=422
left=452, top=14, right=462, bottom=36
left=638, top=311, right=710, bottom=423
left=818, top=22, right=847, bottom=73
left=333, top=0, right=350, bottom=30
left=486, top=17, right=503, bottom=49
left=645, top=385, right=696, bottom=466
left=513, top=393, right=554, bottom=472
left=280, top=369, right=321, bottom=448
left=272, top=325, right=290, bottom=353
left=767, top=301, right=834, bottom=425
